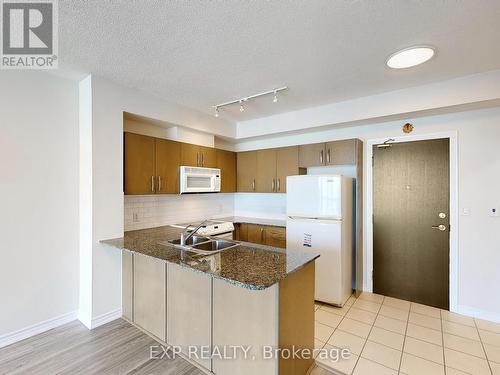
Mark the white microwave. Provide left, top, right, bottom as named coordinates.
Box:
left=180, top=166, right=221, bottom=194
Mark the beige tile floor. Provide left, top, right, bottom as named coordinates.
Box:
left=310, top=292, right=500, bottom=375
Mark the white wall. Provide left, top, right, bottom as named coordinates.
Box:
left=236, top=106, right=500, bottom=322
left=0, top=71, right=79, bottom=342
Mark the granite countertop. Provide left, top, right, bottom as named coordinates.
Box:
left=101, top=225, right=317, bottom=290
left=216, top=216, right=287, bottom=227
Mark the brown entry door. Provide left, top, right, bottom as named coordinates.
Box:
left=373, top=138, right=450, bottom=309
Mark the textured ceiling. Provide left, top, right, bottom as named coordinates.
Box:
left=59, top=1, right=500, bottom=122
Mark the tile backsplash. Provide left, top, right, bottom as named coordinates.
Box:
left=124, top=194, right=235, bottom=231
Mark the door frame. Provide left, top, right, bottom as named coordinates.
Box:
left=365, top=131, right=459, bottom=312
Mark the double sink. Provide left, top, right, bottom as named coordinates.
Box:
left=167, top=235, right=240, bottom=256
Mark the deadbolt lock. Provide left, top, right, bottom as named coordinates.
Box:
left=432, top=224, right=447, bottom=231
left=438, top=212, right=446, bottom=219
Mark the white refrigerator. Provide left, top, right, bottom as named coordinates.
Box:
left=286, top=175, right=354, bottom=306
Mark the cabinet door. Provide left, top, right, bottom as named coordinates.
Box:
left=234, top=223, right=248, bottom=241
left=326, top=139, right=357, bottom=165
left=247, top=224, right=265, bottom=244
left=298, top=143, right=326, bottom=168
left=216, top=149, right=236, bottom=192
left=265, top=226, right=287, bottom=248
left=122, top=251, right=133, bottom=321
left=155, top=138, right=181, bottom=194
left=133, top=254, right=166, bottom=341
left=276, top=146, right=299, bottom=193
left=256, top=149, right=277, bottom=193
left=167, top=264, right=212, bottom=371
left=237, top=151, right=257, bottom=192
left=180, top=143, right=200, bottom=167
left=124, top=132, right=156, bottom=195
left=200, top=146, right=217, bottom=168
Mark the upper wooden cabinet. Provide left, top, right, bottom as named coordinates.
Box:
left=325, top=139, right=357, bottom=165
left=156, top=138, right=181, bottom=194
left=216, top=149, right=236, bottom=193
left=298, top=143, right=326, bottom=168
left=181, top=143, right=217, bottom=168
left=237, top=146, right=299, bottom=193
left=299, top=139, right=358, bottom=167
left=256, top=149, right=277, bottom=193
left=124, top=132, right=156, bottom=195
left=124, top=132, right=181, bottom=195
left=276, top=147, right=299, bottom=193
left=237, top=151, right=258, bottom=192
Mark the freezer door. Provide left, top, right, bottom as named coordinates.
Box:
left=286, top=175, right=343, bottom=219
left=286, top=218, right=351, bottom=306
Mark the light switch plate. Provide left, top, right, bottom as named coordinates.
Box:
left=490, top=208, right=498, bottom=217
left=461, top=208, right=470, bottom=216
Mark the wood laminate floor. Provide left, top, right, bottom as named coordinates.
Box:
left=0, top=319, right=204, bottom=375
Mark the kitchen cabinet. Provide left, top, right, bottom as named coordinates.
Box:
left=181, top=143, right=216, bottom=168
left=167, top=264, right=212, bottom=371
left=216, top=149, right=236, bottom=193
left=156, top=138, right=181, bottom=194
left=276, top=146, right=299, bottom=193
left=122, top=251, right=133, bottom=322
left=236, top=151, right=258, bottom=192
left=299, top=139, right=358, bottom=167
left=237, top=146, right=299, bottom=193
left=124, top=132, right=156, bottom=194
left=325, top=139, right=357, bottom=165
left=298, top=143, right=326, bottom=168
left=256, top=149, right=277, bottom=193
left=133, top=253, right=166, bottom=341
left=239, top=223, right=286, bottom=248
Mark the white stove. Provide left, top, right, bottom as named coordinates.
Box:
left=171, top=220, right=234, bottom=237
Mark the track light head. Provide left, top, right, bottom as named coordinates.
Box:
left=239, top=101, right=244, bottom=112
left=214, top=107, right=219, bottom=117
left=273, top=90, right=278, bottom=103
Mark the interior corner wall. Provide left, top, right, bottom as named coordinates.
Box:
left=0, top=71, right=79, bottom=342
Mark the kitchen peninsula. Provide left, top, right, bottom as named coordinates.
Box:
left=102, top=224, right=318, bottom=375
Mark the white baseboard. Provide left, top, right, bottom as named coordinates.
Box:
left=91, top=308, right=122, bottom=329
left=456, top=304, right=500, bottom=324
left=0, top=311, right=77, bottom=349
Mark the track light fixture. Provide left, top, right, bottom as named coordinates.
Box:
left=213, top=86, right=287, bottom=117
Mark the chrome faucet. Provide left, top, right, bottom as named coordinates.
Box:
left=180, top=220, right=209, bottom=246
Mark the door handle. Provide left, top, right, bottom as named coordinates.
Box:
left=327, top=149, right=331, bottom=164
left=432, top=224, right=447, bottom=231
left=320, top=150, right=324, bottom=164
left=151, top=176, right=155, bottom=193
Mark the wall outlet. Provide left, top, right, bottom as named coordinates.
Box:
left=490, top=208, right=498, bottom=217
left=133, top=212, right=139, bottom=222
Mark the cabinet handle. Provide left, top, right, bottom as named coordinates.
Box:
left=277, top=178, right=281, bottom=191
left=196, top=152, right=200, bottom=166
left=151, top=176, right=155, bottom=193
left=252, top=179, right=255, bottom=191
left=272, top=179, right=275, bottom=191
left=327, top=149, right=331, bottom=164
left=320, top=149, right=324, bottom=164
left=201, top=152, right=204, bottom=166
left=260, top=227, right=264, bottom=242
left=158, top=176, right=162, bottom=192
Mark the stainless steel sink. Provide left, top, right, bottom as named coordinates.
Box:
left=167, top=235, right=210, bottom=246
left=190, top=240, right=240, bottom=254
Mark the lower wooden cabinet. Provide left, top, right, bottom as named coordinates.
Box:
left=133, top=253, right=166, bottom=342
left=167, top=264, right=212, bottom=371
left=235, top=223, right=286, bottom=248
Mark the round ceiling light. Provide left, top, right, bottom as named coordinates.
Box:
left=386, top=46, right=435, bottom=69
